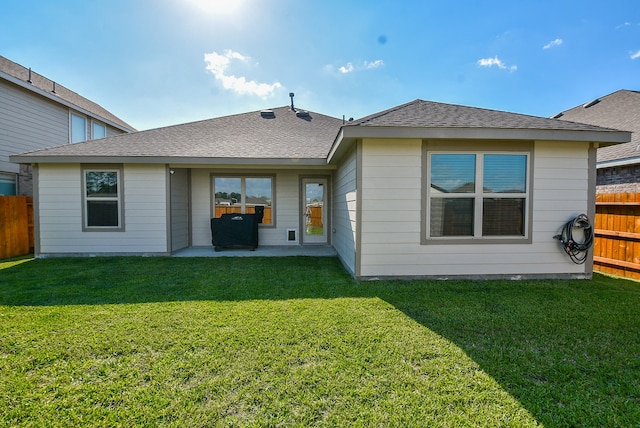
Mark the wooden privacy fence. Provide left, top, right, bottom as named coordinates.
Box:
left=594, top=193, right=640, bottom=280
left=0, top=196, right=34, bottom=260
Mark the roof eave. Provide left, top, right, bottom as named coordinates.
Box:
left=9, top=154, right=332, bottom=167
left=327, top=126, right=631, bottom=163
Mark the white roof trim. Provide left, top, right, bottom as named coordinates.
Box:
left=597, top=156, right=640, bottom=169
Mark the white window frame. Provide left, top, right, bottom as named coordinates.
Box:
left=424, top=147, right=531, bottom=244
left=82, top=165, right=124, bottom=231
left=211, top=175, right=275, bottom=227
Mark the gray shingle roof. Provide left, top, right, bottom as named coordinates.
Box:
left=14, top=106, right=343, bottom=162
left=0, top=55, right=136, bottom=132
left=348, top=99, right=623, bottom=132
left=554, top=90, right=640, bottom=163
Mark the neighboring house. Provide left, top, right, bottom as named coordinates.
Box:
left=553, top=90, right=640, bottom=193
left=11, top=100, right=630, bottom=279
left=0, top=55, right=135, bottom=196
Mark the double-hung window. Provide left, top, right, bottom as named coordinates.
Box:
left=426, top=149, right=530, bottom=241
left=212, top=176, right=273, bottom=225
left=83, top=166, right=124, bottom=230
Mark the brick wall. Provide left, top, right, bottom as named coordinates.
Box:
left=596, top=165, right=640, bottom=194
left=18, top=164, right=33, bottom=196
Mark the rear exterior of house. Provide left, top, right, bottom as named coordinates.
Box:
left=0, top=56, right=135, bottom=196
left=12, top=100, right=630, bottom=279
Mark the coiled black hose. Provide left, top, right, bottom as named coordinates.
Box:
left=553, top=214, right=594, bottom=264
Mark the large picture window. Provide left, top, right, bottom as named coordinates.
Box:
left=213, top=176, right=273, bottom=225
left=83, top=166, right=123, bottom=230
left=427, top=152, right=528, bottom=240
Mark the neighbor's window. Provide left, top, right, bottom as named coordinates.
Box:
left=71, top=113, right=87, bottom=143
left=83, top=167, right=123, bottom=230
left=213, top=176, right=273, bottom=225
left=92, top=121, right=106, bottom=139
left=427, top=152, right=528, bottom=239
left=0, top=172, right=17, bottom=196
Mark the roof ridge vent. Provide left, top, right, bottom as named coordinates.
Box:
left=260, top=110, right=275, bottom=119
left=583, top=98, right=600, bottom=108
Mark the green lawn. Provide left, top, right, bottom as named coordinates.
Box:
left=1, top=256, right=638, bottom=427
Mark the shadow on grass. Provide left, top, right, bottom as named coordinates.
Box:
left=2, top=256, right=639, bottom=426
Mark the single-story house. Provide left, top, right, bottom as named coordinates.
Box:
left=11, top=99, right=631, bottom=279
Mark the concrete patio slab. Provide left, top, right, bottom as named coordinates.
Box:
left=172, top=245, right=337, bottom=258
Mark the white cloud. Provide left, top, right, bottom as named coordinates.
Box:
left=365, top=59, right=384, bottom=69
left=616, top=22, right=632, bottom=29
left=477, top=56, right=517, bottom=72
left=335, top=59, right=384, bottom=74
left=631, top=50, right=640, bottom=60
left=543, top=38, right=563, bottom=49
left=204, top=50, right=282, bottom=98
left=339, top=62, right=355, bottom=74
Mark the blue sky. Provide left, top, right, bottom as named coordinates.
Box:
left=1, top=0, right=638, bottom=131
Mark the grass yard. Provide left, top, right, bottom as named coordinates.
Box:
left=1, top=256, right=639, bottom=427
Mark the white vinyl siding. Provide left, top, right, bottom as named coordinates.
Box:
left=1, top=80, right=130, bottom=176
left=37, top=164, right=168, bottom=255
left=332, top=145, right=357, bottom=275
left=357, top=138, right=592, bottom=278
left=0, top=80, right=68, bottom=173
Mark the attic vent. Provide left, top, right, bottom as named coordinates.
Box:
left=260, top=110, right=275, bottom=118
left=583, top=98, right=600, bottom=108
left=296, top=110, right=310, bottom=118
left=552, top=112, right=564, bottom=119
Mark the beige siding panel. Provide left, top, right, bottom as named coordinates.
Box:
left=358, top=139, right=592, bottom=278
left=332, top=146, right=357, bottom=274
left=190, top=169, right=212, bottom=247
left=37, top=164, right=168, bottom=255
left=170, top=168, right=190, bottom=251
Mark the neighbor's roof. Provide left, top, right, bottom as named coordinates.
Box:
left=553, top=90, right=640, bottom=166
left=0, top=55, right=135, bottom=132
left=11, top=106, right=344, bottom=166
left=328, top=99, right=631, bottom=162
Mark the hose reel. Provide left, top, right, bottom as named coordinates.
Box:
left=553, top=214, right=594, bottom=264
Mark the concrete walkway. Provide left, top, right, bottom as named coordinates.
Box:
left=172, top=245, right=337, bottom=258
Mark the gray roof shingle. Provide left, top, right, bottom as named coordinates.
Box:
left=0, top=55, right=136, bottom=132
left=554, top=90, right=640, bottom=163
left=348, top=99, right=623, bottom=132
left=13, top=98, right=630, bottom=165
left=14, top=106, right=343, bottom=162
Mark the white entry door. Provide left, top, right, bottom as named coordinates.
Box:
left=302, top=178, right=327, bottom=244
